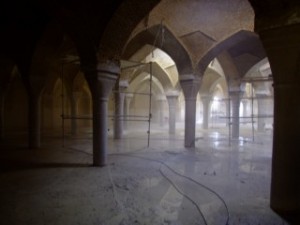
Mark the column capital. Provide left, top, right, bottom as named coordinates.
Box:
left=82, top=60, right=120, bottom=83
left=179, top=75, right=201, bottom=99
left=126, top=93, right=134, bottom=99
left=156, top=94, right=166, bottom=101
left=255, top=93, right=270, bottom=99
left=165, top=90, right=179, bottom=98
left=119, top=79, right=129, bottom=89
left=83, top=60, right=120, bottom=100
left=166, top=95, right=179, bottom=102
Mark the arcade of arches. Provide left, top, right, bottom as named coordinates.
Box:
left=0, top=0, right=299, bottom=224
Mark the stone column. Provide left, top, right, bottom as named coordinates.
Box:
left=28, top=92, right=42, bottom=149
left=229, top=90, right=241, bottom=139
left=241, top=99, right=248, bottom=128
left=124, top=93, right=133, bottom=130
left=114, top=80, right=128, bottom=139
left=225, top=98, right=230, bottom=127
left=242, top=99, right=248, bottom=117
left=70, top=91, right=81, bottom=135
left=166, top=92, right=179, bottom=134
left=201, top=95, right=211, bottom=129
left=180, top=75, right=201, bottom=148
left=256, top=94, right=268, bottom=132
left=258, top=24, right=300, bottom=220
left=156, top=95, right=166, bottom=127
left=84, top=61, right=119, bottom=167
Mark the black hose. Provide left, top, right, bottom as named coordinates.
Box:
left=158, top=164, right=208, bottom=225
left=65, top=146, right=230, bottom=225
left=110, top=152, right=230, bottom=225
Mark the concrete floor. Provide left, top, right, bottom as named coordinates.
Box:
left=0, top=124, right=288, bottom=225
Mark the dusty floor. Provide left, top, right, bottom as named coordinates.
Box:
left=0, top=125, right=288, bottom=225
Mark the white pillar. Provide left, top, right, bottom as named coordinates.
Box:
left=242, top=99, right=248, bottom=117
left=124, top=93, right=133, bottom=130
left=180, top=76, right=201, bottom=148
left=256, top=94, right=268, bottom=132
left=114, top=81, right=128, bottom=139
left=166, top=92, right=179, bottom=134
left=201, top=95, right=211, bottom=129
left=229, top=91, right=242, bottom=139
left=156, top=95, right=166, bottom=127
left=225, top=98, right=230, bottom=127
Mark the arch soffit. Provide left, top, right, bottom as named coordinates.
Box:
left=199, top=68, right=223, bottom=95
left=244, top=57, right=270, bottom=78
left=244, top=58, right=272, bottom=96
left=73, top=71, right=88, bottom=93
left=209, top=78, right=228, bottom=98
left=135, top=78, right=164, bottom=97
left=208, top=58, right=225, bottom=78
left=217, top=51, right=240, bottom=82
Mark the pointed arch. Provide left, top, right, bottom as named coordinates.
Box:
left=197, top=30, right=266, bottom=76
left=128, top=72, right=164, bottom=95
left=123, top=24, right=193, bottom=75
left=128, top=62, right=174, bottom=91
